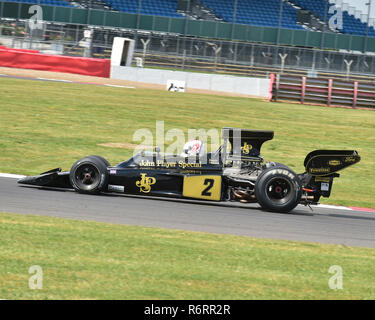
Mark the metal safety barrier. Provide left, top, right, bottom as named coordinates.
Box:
left=133, top=52, right=375, bottom=82
left=270, top=74, right=375, bottom=109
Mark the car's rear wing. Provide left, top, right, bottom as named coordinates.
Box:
left=304, top=150, right=361, bottom=176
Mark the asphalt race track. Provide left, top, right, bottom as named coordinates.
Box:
left=1, top=177, right=375, bottom=248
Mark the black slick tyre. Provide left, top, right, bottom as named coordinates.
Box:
left=86, top=155, right=111, bottom=167
left=69, top=156, right=109, bottom=194
left=255, top=166, right=302, bottom=213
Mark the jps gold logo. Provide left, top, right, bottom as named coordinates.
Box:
left=329, top=160, right=341, bottom=166
left=136, top=173, right=156, bottom=193
left=241, top=142, right=252, bottom=154
left=344, top=156, right=356, bottom=163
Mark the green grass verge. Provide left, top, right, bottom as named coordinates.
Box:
left=0, top=212, right=374, bottom=300
left=0, top=78, right=374, bottom=208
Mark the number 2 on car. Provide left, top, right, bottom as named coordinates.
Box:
left=182, top=176, right=222, bottom=201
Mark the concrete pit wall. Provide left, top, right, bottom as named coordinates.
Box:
left=111, top=66, right=270, bottom=98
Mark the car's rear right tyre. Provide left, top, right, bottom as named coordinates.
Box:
left=255, top=166, right=302, bottom=213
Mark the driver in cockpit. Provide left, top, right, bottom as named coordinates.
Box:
left=180, top=139, right=206, bottom=158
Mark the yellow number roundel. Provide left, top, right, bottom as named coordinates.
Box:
left=183, top=175, right=222, bottom=201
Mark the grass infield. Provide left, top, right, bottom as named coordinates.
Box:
left=0, top=77, right=374, bottom=208
left=0, top=212, right=374, bottom=300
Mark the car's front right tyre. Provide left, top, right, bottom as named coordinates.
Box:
left=69, top=156, right=109, bottom=194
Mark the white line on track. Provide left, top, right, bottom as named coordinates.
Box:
left=317, top=204, right=353, bottom=211
left=104, top=84, right=135, bottom=89
left=37, top=78, right=73, bottom=83
left=0, top=173, right=25, bottom=179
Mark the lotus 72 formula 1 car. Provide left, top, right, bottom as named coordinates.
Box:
left=18, top=128, right=361, bottom=213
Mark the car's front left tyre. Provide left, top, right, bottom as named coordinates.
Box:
left=69, top=156, right=109, bottom=194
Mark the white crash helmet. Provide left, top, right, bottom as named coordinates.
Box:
left=180, top=140, right=206, bottom=157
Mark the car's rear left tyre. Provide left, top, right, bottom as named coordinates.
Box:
left=69, top=156, right=109, bottom=194
left=255, top=166, right=302, bottom=213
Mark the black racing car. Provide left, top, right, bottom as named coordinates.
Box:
left=18, top=128, right=361, bottom=213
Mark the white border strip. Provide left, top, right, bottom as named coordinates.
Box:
left=37, top=78, right=73, bottom=83
left=0, top=173, right=26, bottom=179
left=104, top=84, right=135, bottom=89
left=317, top=204, right=353, bottom=211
